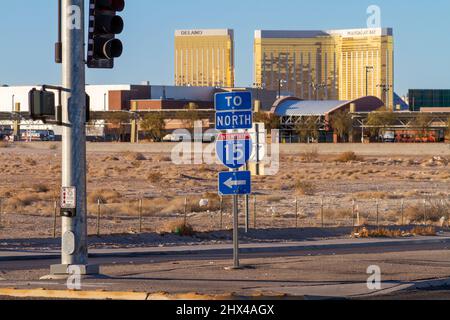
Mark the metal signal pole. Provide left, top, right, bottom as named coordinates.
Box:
left=50, top=0, right=97, bottom=276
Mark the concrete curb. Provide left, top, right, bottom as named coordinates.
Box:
left=1, top=237, right=450, bottom=262
left=353, top=277, right=450, bottom=299
left=0, top=288, right=237, bottom=300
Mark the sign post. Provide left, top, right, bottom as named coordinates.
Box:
left=215, top=92, right=253, bottom=269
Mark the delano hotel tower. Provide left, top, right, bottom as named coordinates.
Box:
left=175, top=29, right=235, bottom=88
left=254, top=28, right=394, bottom=108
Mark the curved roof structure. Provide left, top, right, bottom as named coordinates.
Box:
left=274, top=96, right=385, bottom=117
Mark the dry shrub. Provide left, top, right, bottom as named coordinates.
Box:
left=24, top=157, right=37, bottom=166
left=148, top=172, right=163, bottom=183
left=320, top=208, right=353, bottom=219
left=335, top=152, right=364, bottom=163
left=266, top=195, right=286, bottom=203
left=354, top=191, right=403, bottom=200
left=405, top=201, right=449, bottom=223
left=124, top=152, right=146, bottom=161
left=294, top=180, right=316, bottom=196
left=353, top=226, right=437, bottom=238
left=302, top=149, right=319, bottom=162
left=155, top=155, right=172, bottom=162
left=49, top=144, right=58, bottom=150
left=411, top=226, right=437, bottom=236
left=0, top=142, right=11, bottom=149
left=353, top=227, right=404, bottom=238
left=104, top=156, right=120, bottom=161
left=88, top=189, right=121, bottom=204
left=161, top=221, right=195, bottom=237
left=7, top=193, right=42, bottom=208
left=32, top=184, right=50, bottom=193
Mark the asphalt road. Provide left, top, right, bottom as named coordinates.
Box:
left=1, top=240, right=450, bottom=272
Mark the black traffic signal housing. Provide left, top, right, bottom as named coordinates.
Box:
left=87, top=0, right=125, bottom=69
left=29, top=87, right=91, bottom=124
left=29, top=88, right=56, bottom=121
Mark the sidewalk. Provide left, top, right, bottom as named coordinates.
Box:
left=1, top=234, right=450, bottom=262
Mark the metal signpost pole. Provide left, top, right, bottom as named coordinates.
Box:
left=233, top=186, right=240, bottom=269
left=244, top=163, right=250, bottom=233
left=216, top=92, right=253, bottom=270
left=50, top=0, right=96, bottom=276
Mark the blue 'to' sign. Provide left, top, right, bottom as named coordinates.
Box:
left=215, top=92, right=253, bottom=131
left=215, top=92, right=252, bottom=112
left=216, top=132, right=253, bottom=169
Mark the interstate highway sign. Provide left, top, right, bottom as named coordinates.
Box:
left=215, top=92, right=253, bottom=130
left=219, top=171, right=252, bottom=196
left=216, top=132, right=253, bottom=169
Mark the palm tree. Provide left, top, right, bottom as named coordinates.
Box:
left=330, top=110, right=353, bottom=142
left=295, top=116, right=320, bottom=143
left=366, top=111, right=397, bottom=140
left=176, top=103, right=201, bottom=133
left=140, top=113, right=166, bottom=142
left=413, top=113, right=432, bottom=139
left=253, top=112, right=280, bottom=131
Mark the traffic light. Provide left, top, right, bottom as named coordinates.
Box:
left=87, top=0, right=125, bottom=69
left=29, top=88, right=56, bottom=121
left=29, top=87, right=91, bottom=124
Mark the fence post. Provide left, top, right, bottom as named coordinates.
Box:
left=53, top=200, right=58, bottom=238
left=219, top=196, right=223, bottom=230
left=253, top=195, right=257, bottom=229
left=321, top=196, right=324, bottom=228
left=423, top=199, right=427, bottom=226
left=184, top=197, right=188, bottom=226
left=376, top=199, right=380, bottom=229
left=352, top=199, right=356, bottom=227
left=97, top=199, right=101, bottom=237
left=401, top=199, right=404, bottom=226
left=0, top=198, right=3, bottom=229
left=356, top=205, right=360, bottom=227
left=139, top=198, right=143, bottom=233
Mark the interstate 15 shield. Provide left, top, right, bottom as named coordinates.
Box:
left=216, top=132, right=253, bottom=170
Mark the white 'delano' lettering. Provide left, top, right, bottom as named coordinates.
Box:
left=367, top=5, right=381, bottom=28
left=67, top=5, right=81, bottom=30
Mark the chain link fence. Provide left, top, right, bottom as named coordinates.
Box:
left=0, top=193, right=449, bottom=240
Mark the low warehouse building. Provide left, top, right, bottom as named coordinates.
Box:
left=273, top=96, right=385, bottom=143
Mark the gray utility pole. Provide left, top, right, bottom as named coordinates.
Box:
left=50, top=0, right=98, bottom=276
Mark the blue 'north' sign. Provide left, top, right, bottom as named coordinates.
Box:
left=216, top=111, right=253, bottom=131
left=215, top=92, right=253, bottom=130
left=216, top=132, right=252, bottom=169
left=219, top=171, right=252, bottom=196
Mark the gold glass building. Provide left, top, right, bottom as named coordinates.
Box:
left=254, top=28, right=394, bottom=108
left=175, top=29, right=235, bottom=88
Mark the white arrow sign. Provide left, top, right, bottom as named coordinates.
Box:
left=224, top=178, right=247, bottom=189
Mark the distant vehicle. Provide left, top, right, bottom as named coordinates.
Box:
left=0, top=127, right=13, bottom=141
left=395, top=130, right=440, bottom=143
left=20, top=130, right=56, bottom=142
left=163, top=131, right=218, bottom=143
left=380, top=131, right=395, bottom=143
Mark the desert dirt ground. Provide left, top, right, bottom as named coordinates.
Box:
left=0, top=142, right=449, bottom=245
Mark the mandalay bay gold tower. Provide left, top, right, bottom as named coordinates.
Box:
left=254, top=28, right=394, bottom=108
left=175, top=29, right=235, bottom=88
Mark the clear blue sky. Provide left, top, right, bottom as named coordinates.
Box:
left=1, top=0, right=449, bottom=95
